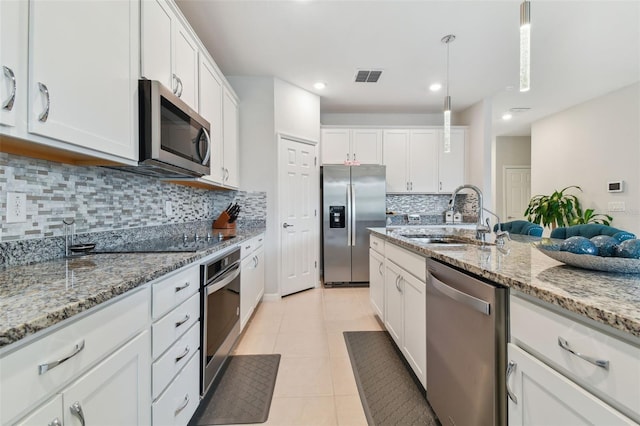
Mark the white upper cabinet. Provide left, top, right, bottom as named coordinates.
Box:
left=141, top=0, right=198, bottom=111
left=141, top=0, right=172, bottom=89
left=0, top=0, right=24, bottom=130
left=199, top=56, right=224, bottom=184
left=320, top=127, right=382, bottom=165
left=26, top=0, right=138, bottom=160
left=173, top=24, right=199, bottom=110
left=222, top=88, right=239, bottom=188
left=409, top=129, right=438, bottom=193
left=383, top=129, right=438, bottom=193
left=438, top=128, right=466, bottom=193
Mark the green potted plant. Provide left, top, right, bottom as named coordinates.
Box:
left=525, top=186, right=612, bottom=229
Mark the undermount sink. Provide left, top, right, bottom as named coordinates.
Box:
left=399, top=234, right=472, bottom=245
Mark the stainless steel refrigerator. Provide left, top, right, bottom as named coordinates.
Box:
left=322, top=165, right=386, bottom=285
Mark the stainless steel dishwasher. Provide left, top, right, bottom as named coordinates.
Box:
left=426, top=258, right=507, bottom=426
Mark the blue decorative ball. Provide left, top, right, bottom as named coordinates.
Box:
left=615, top=239, right=640, bottom=259
left=590, top=235, right=619, bottom=257
left=612, top=231, right=636, bottom=243
left=560, top=236, right=598, bottom=255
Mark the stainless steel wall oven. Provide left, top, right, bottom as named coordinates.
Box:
left=200, top=247, right=241, bottom=396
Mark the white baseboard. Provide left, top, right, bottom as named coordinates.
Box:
left=262, top=293, right=282, bottom=302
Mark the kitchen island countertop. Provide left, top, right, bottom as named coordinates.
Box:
left=371, top=227, right=640, bottom=342
left=0, top=228, right=265, bottom=350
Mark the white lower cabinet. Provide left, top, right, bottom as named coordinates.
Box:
left=368, top=248, right=385, bottom=320
left=15, top=330, right=151, bottom=426
left=14, top=395, right=62, bottom=426
left=240, top=234, right=265, bottom=330
left=383, top=247, right=426, bottom=389
left=509, top=294, right=640, bottom=425
left=152, top=349, right=200, bottom=426
left=507, top=343, right=636, bottom=426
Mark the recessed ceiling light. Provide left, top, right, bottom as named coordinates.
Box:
left=429, top=83, right=442, bottom=92
left=502, top=113, right=513, bottom=120
left=313, top=82, right=326, bottom=90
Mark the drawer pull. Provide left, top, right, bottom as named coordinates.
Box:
left=175, top=314, right=191, bottom=328
left=558, top=337, right=610, bottom=370
left=175, top=394, right=190, bottom=416
left=48, top=417, right=62, bottom=426
left=38, top=340, right=85, bottom=374
left=175, top=345, right=190, bottom=363
left=70, top=401, right=86, bottom=426
left=175, top=282, right=190, bottom=293
left=506, top=361, right=518, bottom=404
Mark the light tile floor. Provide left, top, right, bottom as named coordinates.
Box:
left=232, top=286, right=383, bottom=426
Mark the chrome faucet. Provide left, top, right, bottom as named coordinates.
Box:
left=483, top=207, right=511, bottom=246
left=449, top=184, right=490, bottom=240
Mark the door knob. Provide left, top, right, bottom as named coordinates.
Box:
left=283, top=223, right=294, bottom=228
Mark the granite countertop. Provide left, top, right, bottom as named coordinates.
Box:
left=370, top=227, right=640, bottom=341
left=0, top=228, right=265, bottom=350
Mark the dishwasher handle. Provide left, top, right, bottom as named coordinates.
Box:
left=430, top=274, right=490, bottom=315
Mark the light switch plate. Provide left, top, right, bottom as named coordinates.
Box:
left=7, top=192, right=27, bottom=223
left=165, top=200, right=173, bottom=216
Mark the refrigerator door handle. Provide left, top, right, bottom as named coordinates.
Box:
left=351, top=184, right=356, bottom=246
left=346, top=183, right=352, bottom=246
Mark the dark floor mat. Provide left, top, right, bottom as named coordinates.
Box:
left=191, top=354, right=281, bottom=425
left=344, top=331, right=440, bottom=426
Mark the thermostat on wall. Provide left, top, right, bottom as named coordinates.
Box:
left=607, top=181, right=624, bottom=193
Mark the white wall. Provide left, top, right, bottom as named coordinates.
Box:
left=495, top=136, right=531, bottom=219
left=275, top=79, right=321, bottom=142
left=321, top=112, right=445, bottom=126
left=227, top=76, right=280, bottom=296
left=531, top=82, right=640, bottom=234
left=227, top=76, right=320, bottom=297
left=459, top=99, right=494, bottom=209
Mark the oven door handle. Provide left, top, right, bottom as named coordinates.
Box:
left=206, top=262, right=241, bottom=295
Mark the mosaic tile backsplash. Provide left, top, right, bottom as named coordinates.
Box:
left=386, top=193, right=478, bottom=217
left=0, top=153, right=266, bottom=265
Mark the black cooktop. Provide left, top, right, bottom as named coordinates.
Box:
left=93, top=235, right=236, bottom=254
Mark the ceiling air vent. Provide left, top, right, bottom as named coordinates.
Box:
left=355, top=69, right=383, bottom=83
left=510, top=107, right=531, bottom=113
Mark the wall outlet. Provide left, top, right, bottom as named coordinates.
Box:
left=607, top=201, right=625, bottom=212
left=165, top=200, right=173, bottom=217
left=7, top=192, right=27, bottom=223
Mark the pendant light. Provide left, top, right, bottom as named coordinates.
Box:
left=441, top=34, right=455, bottom=154
left=520, top=0, right=531, bottom=92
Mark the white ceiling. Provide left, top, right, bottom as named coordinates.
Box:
left=176, top=0, right=640, bottom=136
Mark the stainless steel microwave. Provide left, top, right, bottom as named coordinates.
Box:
left=133, top=79, right=211, bottom=178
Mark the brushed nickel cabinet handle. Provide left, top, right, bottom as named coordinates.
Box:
left=558, top=337, right=610, bottom=369
left=37, top=82, right=50, bottom=122
left=174, top=394, right=190, bottom=416
left=39, top=340, right=85, bottom=374
left=175, top=314, right=190, bottom=328
left=506, top=361, right=518, bottom=404
left=70, top=401, right=85, bottom=426
left=48, top=417, right=62, bottom=426
left=175, top=345, right=190, bottom=363
left=2, top=66, right=16, bottom=111
left=378, top=262, right=383, bottom=276
left=175, top=282, right=190, bottom=293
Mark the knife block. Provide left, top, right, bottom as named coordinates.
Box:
left=212, top=211, right=236, bottom=236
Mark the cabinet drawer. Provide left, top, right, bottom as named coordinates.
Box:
left=385, top=242, right=426, bottom=281
left=152, top=292, right=200, bottom=359
left=241, top=234, right=264, bottom=259
left=1, top=287, right=150, bottom=425
left=511, top=296, right=640, bottom=421
left=152, top=321, right=200, bottom=400
left=370, top=234, right=385, bottom=254
left=152, top=264, right=199, bottom=319
left=152, top=350, right=200, bottom=426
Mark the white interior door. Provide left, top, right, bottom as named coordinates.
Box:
left=504, top=167, right=531, bottom=221
left=279, top=136, right=319, bottom=296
